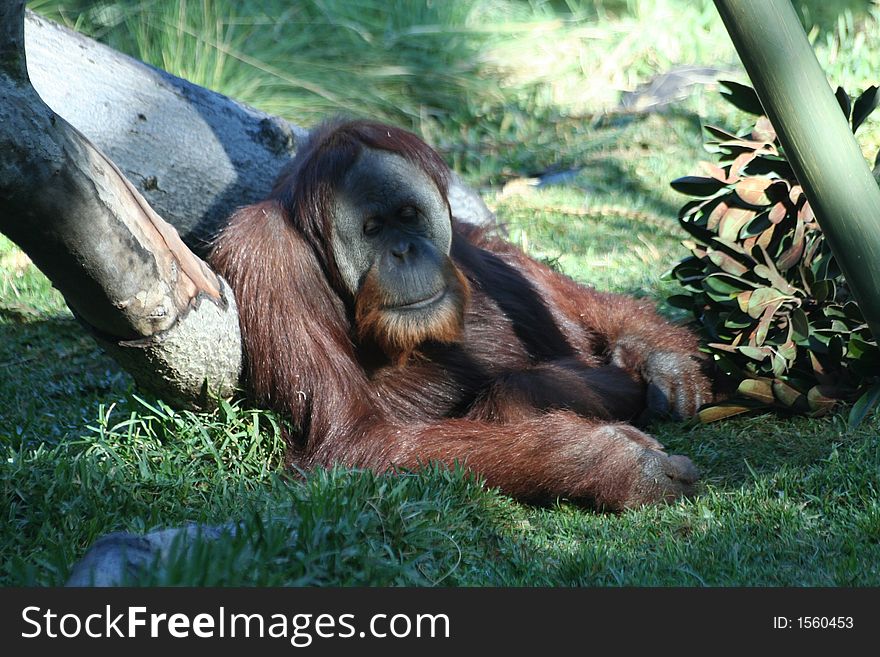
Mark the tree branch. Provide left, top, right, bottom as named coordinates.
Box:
left=0, top=0, right=241, bottom=405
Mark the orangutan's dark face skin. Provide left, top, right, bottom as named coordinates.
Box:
left=330, top=149, right=466, bottom=355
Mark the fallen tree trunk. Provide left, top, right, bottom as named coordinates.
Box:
left=1, top=0, right=242, bottom=406
left=23, top=9, right=305, bottom=253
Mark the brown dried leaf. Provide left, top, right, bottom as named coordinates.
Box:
left=768, top=202, right=787, bottom=224
left=751, top=301, right=781, bottom=345
left=718, top=207, right=755, bottom=241
left=755, top=224, right=775, bottom=250
left=738, top=378, right=774, bottom=403
left=772, top=380, right=804, bottom=407
left=705, top=125, right=742, bottom=141
left=799, top=201, right=816, bottom=227
left=707, top=200, right=730, bottom=230
left=746, top=287, right=789, bottom=319
left=698, top=161, right=731, bottom=183
left=807, top=386, right=839, bottom=415
left=776, top=218, right=806, bottom=271
left=718, top=138, right=770, bottom=150
left=735, top=178, right=773, bottom=206
left=757, top=246, right=798, bottom=294
left=697, top=403, right=756, bottom=423
left=751, top=116, right=776, bottom=143
left=707, top=249, right=749, bottom=276
left=728, top=151, right=757, bottom=179
left=738, top=345, right=774, bottom=361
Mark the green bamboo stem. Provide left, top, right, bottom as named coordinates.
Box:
left=714, top=0, right=880, bottom=343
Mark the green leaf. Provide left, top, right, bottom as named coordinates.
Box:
left=739, top=211, right=773, bottom=238
left=679, top=197, right=711, bottom=221
left=719, top=80, right=764, bottom=115
left=851, top=353, right=880, bottom=377
left=847, top=336, right=872, bottom=359
left=812, top=279, right=835, bottom=304
left=808, top=334, right=830, bottom=353
left=777, top=340, right=797, bottom=361
left=219, top=397, right=236, bottom=423
left=746, top=287, right=789, bottom=319
left=790, top=308, right=810, bottom=342
left=678, top=217, right=720, bottom=245
left=670, top=82, right=878, bottom=417
left=745, top=156, right=793, bottom=178
left=828, top=334, right=844, bottom=364
left=770, top=350, right=788, bottom=377
left=848, top=383, right=880, bottom=427
left=724, top=312, right=754, bottom=329
left=666, top=294, right=694, bottom=310
left=851, top=85, right=879, bottom=133
left=812, top=251, right=840, bottom=280
left=738, top=345, right=772, bottom=361
left=843, top=301, right=865, bottom=322
left=707, top=234, right=751, bottom=258
left=703, top=274, right=752, bottom=303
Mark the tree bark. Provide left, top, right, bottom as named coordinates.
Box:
left=22, top=9, right=305, bottom=253
left=0, top=0, right=242, bottom=406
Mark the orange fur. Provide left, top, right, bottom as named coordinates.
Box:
left=355, top=260, right=470, bottom=362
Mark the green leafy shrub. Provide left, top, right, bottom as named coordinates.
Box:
left=669, top=81, right=880, bottom=424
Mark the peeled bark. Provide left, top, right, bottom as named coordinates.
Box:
left=0, top=0, right=241, bottom=406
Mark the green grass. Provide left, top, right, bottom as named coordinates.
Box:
left=2, top=0, right=879, bottom=586
left=5, top=393, right=878, bottom=585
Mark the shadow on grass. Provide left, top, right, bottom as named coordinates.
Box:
left=502, top=411, right=880, bottom=586
left=652, top=412, right=863, bottom=488
left=6, top=404, right=878, bottom=586
left=0, top=316, right=129, bottom=447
